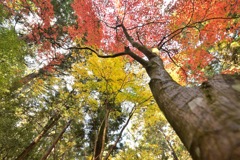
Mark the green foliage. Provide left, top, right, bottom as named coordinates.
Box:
left=0, top=27, right=26, bottom=94
left=71, top=53, right=153, bottom=157
left=0, top=52, right=153, bottom=159
left=51, top=0, right=76, bottom=26
left=0, top=97, right=36, bottom=159
left=0, top=4, right=10, bottom=24
left=114, top=104, right=191, bottom=160
left=205, top=38, right=240, bottom=76
left=0, top=12, right=31, bottom=159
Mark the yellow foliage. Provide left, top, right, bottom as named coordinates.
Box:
left=72, top=54, right=152, bottom=111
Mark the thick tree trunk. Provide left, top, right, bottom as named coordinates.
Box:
left=16, top=113, right=61, bottom=160
left=40, top=119, right=72, bottom=160
left=145, top=56, right=240, bottom=160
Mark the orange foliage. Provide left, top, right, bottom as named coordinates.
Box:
left=168, top=0, right=239, bottom=48
left=165, top=0, right=239, bottom=83
left=91, top=0, right=168, bottom=53
left=1, top=0, right=239, bottom=83
left=70, top=0, right=103, bottom=46
left=42, top=54, right=65, bottom=72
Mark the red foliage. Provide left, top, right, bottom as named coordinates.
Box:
left=42, top=54, right=65, bottom=72
left=2, top=0, right=239, bottom=82
left=69, top=0, right=103, bottom=46
left=92, top=0, right=168, bottom=52
left=164, top=0, right=239, bottom=82
left=169, top=0, right=239, bottom=47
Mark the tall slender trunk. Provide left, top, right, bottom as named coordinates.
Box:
left=159, top=128, right=179, bottom=160
left=40, top=119, right=72, bottom=160
left=145, top=56, right=240, bottom=160
left=16, top=113, right=61, bottom=160
left=10, top=72, right=40, bottom=93
left=11, top=53, right=72, bottom=91
left=104, top=106, right=136, bottom=160
left=94, top=109, right=110, bottom=160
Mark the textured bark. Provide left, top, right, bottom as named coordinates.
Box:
left=40, top=119, right=72, bottom=160
left=16, top=113, right=61, bottom=160
left=145, top=56, right=240, bottom=160
left=117, top=24, right=240, bottom=159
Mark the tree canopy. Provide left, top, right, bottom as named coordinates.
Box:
left=2, top=0, right=239, bottom=84
left=0, top=0, right=239, bottom=159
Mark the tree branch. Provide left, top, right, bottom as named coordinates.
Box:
left=104, top=96, right=152, bottom=160
left=124, top=46, right=148, bottom=66
left=16, top=113, right=61, bottom=160
left=104, top=106, right=136, bottom=160
left=68, top=46, right=148, bottom=66
left=157, top=16, right=239, bottom=49
left=40, top=119, right=72, bottom=160
left=162, top=48, right=187, bottom=82
left=68, top=46, right=128, bottom=57
left=127, top=21, right=166, bottom=31
left=121, top=25, right=155, bottom=60
left=159, top=127, right=179, bottom=160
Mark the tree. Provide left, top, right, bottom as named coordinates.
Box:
left=16, top=113, right=61, bottom=160
left=0, top=6, right=35, bottom=159
left=0, top=27, right=27, bottom=94
left=71, top=53, right=154, bottom=159
left=1, top=49, right=156, bottom=159
left=114, top=101, right=191, bottom=160
left=40, top=119, right=72, bottom=160
left=72, top=1, right=239, bottom=159
left=1, top=0, right=240, bottom=159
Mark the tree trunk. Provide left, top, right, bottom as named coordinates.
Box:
left=11, top=53, right=73, bottom=91
left=16, top=113, right=61, bottom=160
left=94, top=109, right=110, bottom=160
left=40, top=119, right=72, bottom=160
left=159, top=128, right=179, bottom=160
left=104, top=106, right=136, bottom=160
left=145, top=56, right=240, bottom=160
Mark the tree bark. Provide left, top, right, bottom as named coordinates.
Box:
left=16, top=113, right=61, bottom=160
left=40, top=119, right=72, bottom=160
left=145, top=56, right=240, bottom=160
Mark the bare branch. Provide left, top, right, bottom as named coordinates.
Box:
left=136, top=31, right=144, bottom=46
left=67, top=46, right=124, bottom=57
left=157, top=16, right=239, bottom=49
left=157, top=36, right=166, bottom=49
left=162, top=48, right=187, bottom=82
left=104, top=96, right=152, bottom=160
left=124, top=46, right=148, bottom=66
left=68, top=46, right=148, bottom=66
left=104, top=106, right=135, bottom=160
left=127, top=21, right=166, bottom=31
